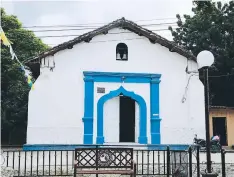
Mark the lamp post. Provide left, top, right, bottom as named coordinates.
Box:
left=197, top=51, right=218, bottom=177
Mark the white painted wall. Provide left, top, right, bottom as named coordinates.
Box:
left=27, top=27, right=205, bottom=145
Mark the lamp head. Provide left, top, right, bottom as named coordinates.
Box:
left=197, top=50, right=214, bottom=69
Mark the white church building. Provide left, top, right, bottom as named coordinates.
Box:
left=24, top=18, right=205, bottom=150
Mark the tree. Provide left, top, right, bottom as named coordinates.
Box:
left=1, top=8, right=48, bottom=144
left=169, top=1, right=234, bottom=106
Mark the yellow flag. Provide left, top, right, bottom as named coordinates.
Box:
left=27, top=77, right=31, bottom=84
left=9, top=46, right=15, bottom=60
left=0, top=31, right=12, bottom=46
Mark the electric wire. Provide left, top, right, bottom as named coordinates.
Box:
left=209, top=73, right=234, bottom=78
left=186, top=73, right=234, bottom=78
left=36, top=28, right=173, bottom=38
left=182, top=74, right=197, bottom=103
left=31, top=24, right=177, bottom=33
left=182, top=73, right=233, bottom=103
left=22, top=18, right=180, bottom=28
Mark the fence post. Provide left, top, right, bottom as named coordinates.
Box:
left=167, top=146, right=170, bottom=177
left=189, top=146, right=192, bottom=177
left=221, top=148, right=226, bottom=177
left=96, top=145, right=98, bottom=177
left=197, top=146, right=200, bottom=177
left=74, top=149, right=77, bottom=177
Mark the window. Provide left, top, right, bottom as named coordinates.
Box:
left=116, top=43, right=128, bottom=61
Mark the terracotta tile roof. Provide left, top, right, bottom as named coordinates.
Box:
left=26, top=17, right=196, bottom=64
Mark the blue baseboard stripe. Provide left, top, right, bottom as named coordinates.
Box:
left=147, top=144, right=190, bottom=150
left=23, top=144, right=191, bottom=151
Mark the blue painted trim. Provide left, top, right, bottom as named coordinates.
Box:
left=94, top=77, right=151, bottom=83
left=23, top=144, right=81, bottom=151
left=83, top=76, right=94, bottom=144
left=150, top=78, right=161, bottom=144
left=23, top=144, right=99, bottom=151
left=83, top=71, right=161, bottom=145
left=83, top=71, right=161, bottom=79
left=23, top=144, right=190, bottom=151
left=97, top=86, right=148, bottom=144
left=83, top=71, right=161, bottom=83
left=147, top=144, right=190, bottom=151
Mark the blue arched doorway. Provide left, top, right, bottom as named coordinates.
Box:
left=82, top=71, right=161, bottom=145
left=96, top=86, right=147, bottom=144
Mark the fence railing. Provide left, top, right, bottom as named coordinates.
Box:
left=1, top=145, right=234, bottom=177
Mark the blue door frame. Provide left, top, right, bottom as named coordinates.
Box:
left=82, top=71, right=161, bottom=144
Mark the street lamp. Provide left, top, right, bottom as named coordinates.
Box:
left=197, top=50, right=217, bottom=177
left=197, top=50, right=214, bottom=69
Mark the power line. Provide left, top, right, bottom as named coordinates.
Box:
left=23, top=37, right=148, bottom=60
left=182, top=74, right=197, bottom=103
left=32, top=23, right=177, bottom=33
left=190, top=73, right=234, bottom=78
left=72, top=37, right=145, bottom=43
left=135, top=17, right=183, bottom=22
left=27, top=22, right=177, bottom=29
left=209, top=73, right=234, bottom=78
left=37, top=37, right=150, bottom=46
left=37, top=28, right=173, bottom=38
left=182, top=73, right=233, bottom=103
left=141, top=22, right=177, bottom=27
left=22, top=18, right=179, bottom=28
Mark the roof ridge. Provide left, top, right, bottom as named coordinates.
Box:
left=26, top=17, right=196, bottom=64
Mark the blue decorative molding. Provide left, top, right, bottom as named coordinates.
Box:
left=83, top=71, right=161, bottom=78
left=22, top=144, right=190, bottom=151
left=83, top=76, right=94, bottom=144
left=83, top=71, right=161, bottom=145
left=97, top=86, right=147, bottom=144
left=150, top=78, right=161, bottom=144
left=83, top=71, right=161, bottom=83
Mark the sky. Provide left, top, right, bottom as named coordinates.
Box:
left=1, top=0, right=199, bottom=47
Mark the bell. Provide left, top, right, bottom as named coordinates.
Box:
left=116, top=53, right=121, bottom=60
left=122, top=54, right=127, bottom=60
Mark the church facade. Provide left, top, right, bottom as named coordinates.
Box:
left=24, top=18, right=205, bottom=149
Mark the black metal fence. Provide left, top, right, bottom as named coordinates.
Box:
left=1, top=145, right=233, bottom=177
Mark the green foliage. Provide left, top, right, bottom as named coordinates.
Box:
left=169, top=1, right=234, bottom=106
left=1, top=8, right=48, bottom=144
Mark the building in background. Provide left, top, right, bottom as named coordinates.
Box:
left=209, top=106, right=234, bottom=147
left=24, top=18, right=205, bottom=150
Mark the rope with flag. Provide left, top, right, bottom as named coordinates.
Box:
left=0, top=27, right=34, bottom=90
